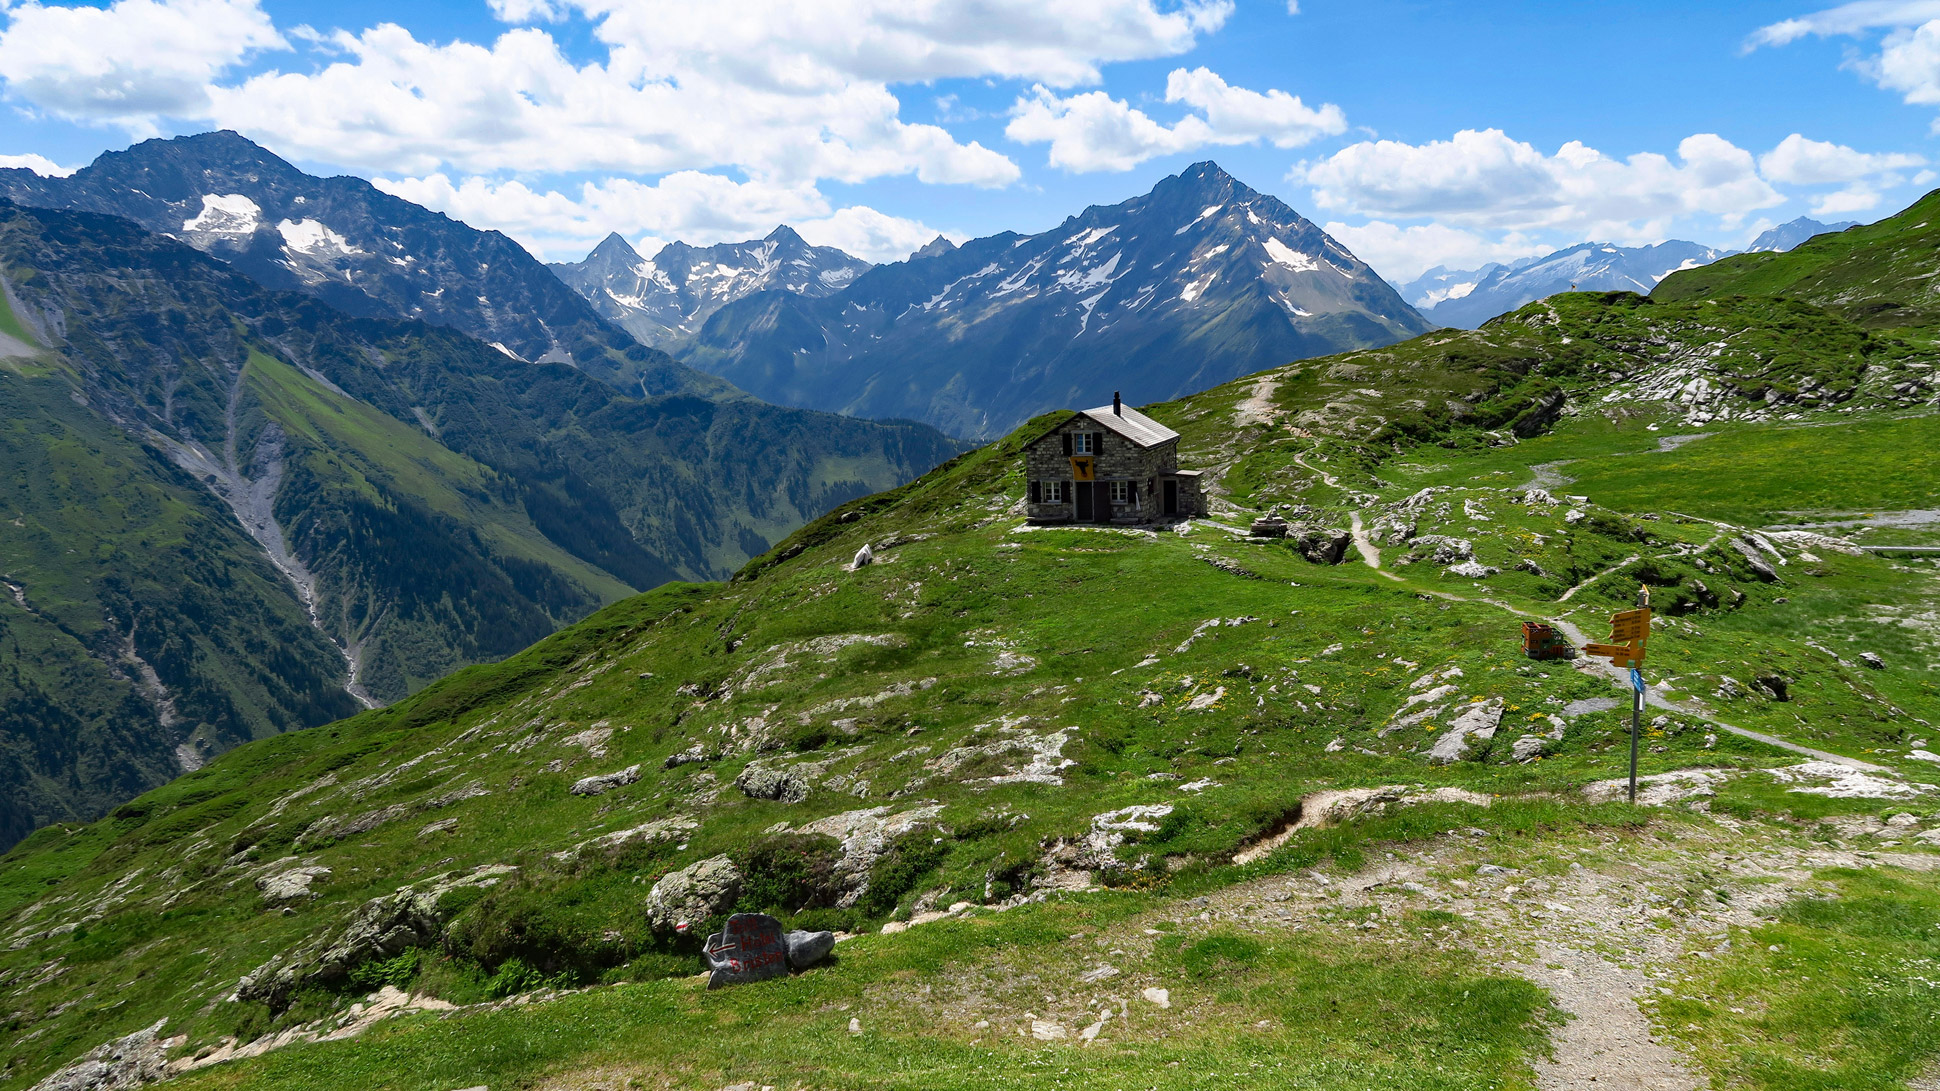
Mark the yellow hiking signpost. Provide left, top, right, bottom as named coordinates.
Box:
left=1583, top=590, right=1652, bottom=803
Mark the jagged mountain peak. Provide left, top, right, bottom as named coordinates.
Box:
left=674, top=163, right=1430, bottom=440
left=588, top=231, right=642, bottom=263
left=914, top=234, right=957, bottom=259
left=1747, top=216, right=1857, bottom=253
left=0, top=131, right=652, bottom=375
left=551, top=225, right=872, bottom=347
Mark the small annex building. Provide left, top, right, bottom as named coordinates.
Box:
left=1024, top=393, right=1204, bottom=525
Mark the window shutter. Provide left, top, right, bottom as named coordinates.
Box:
left=1094, top=432, right=1104, bottom=454
left=1029, top=480, right=1041, bottom=503
left=1062, top=433, right=1072, bottom=456
left=1127, top=481, right=1138, bottom=503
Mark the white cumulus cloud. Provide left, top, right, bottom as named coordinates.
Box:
left=1749, top=3, right=1940, bottom=115
left=1759, top=133, right=1924, bottom=184
left=0, top=0, right=284, bottom=124
left=0, top=0, right=1233, bottom=189
left=1006, top=67, right=1343, bottom=172
left=376, top=171, right=947, bottom=265
left=1320, top=220, right=1547, bottom=286
left=0, top=152, right=76, bottom=176
left=1295, top=128, right=1783, bottom=238
left=797, top=206, right=964, bottom=264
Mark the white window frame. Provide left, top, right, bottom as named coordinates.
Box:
left=1042, top=480, right=1065, bottom=503
left=1071, top=432, right=1093, bottom=454
left=1109, top=480, right=1130, bottom=504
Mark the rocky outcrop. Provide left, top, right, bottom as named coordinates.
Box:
left=28, top=1020, right=174, bottom=1091
left=736, top=764, right=811, bottom=804
left=255, top=865, right=331, bottom=905
left=235, top=865, right=515, bottom=1009
left=1288, top=525, right=1350, bottom=564
left=646, top=855, right=742, bottom=933
left=1428, top=699, right=1504, bottom=763
left=569, top=764, right=641, bottom=796
left=791, top=804, right=945, bottom=906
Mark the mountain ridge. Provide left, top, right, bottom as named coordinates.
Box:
left=1404, top=240, right=1733, bottom=329
left=667, top=161, right=1431, bottom=439
left=0, top=131, right=703, bottom=394
left=1402, top=217, right=1863, bottom=330
left=550, top=226, right=871, bottom=348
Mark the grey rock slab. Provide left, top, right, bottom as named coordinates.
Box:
left=569, top=764, right=640, bottom=796
left=784, top=929, right=836, bottom=969
left=27, top=1019, right=172, bottom=1091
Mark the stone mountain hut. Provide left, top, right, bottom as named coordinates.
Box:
left=1025, top=393, right=1204, bottom=525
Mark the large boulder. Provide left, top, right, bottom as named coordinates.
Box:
left=785, top=929, right=836, bottom=969
left=647, top=855, right=742, bottom=934
left=1288, top=525, right=1351, bottom=565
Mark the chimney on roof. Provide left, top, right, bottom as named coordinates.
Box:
left=1113, top=391, right=1121, bottom=415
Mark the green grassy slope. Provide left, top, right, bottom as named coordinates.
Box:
left=1655, top=189, right=1940, bottom=331
left=2, top=276, right=1937, bottom=1087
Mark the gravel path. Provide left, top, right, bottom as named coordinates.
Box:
left=1518, top=946, right=1703, bottom=1091
left=1233, top=377, right=1281, bottom=428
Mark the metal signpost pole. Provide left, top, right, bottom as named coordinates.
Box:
left=1628, top=666, right=1643, bottom=805
left=1627, top=586, right=1649, bottom=805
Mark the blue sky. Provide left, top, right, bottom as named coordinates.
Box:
left=0, top=0, right=1931, bottom=281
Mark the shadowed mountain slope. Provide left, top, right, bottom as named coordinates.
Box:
left=0, top=200, right=957, bottom=849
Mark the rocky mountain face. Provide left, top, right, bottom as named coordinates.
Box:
left=676, top=162, right=1431, bottom=439
left=551, top=227, right=870, bottom=348
left=1406, top=240, right=1733, bottom=329
left=0, top=131, right=690, bottom=392
left=0, top=199, right=957, bottom=850
left=1745, top=216, right=1857, bottom=254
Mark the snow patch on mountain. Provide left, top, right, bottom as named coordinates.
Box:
left=181, top=194, right=261, bottom=237
left=1263, top=237, right=1318, bottom=272
left=277, top=219, right=364, bottom=258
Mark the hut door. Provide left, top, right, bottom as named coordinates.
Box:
left=1075, top=484, right=1094, bottom=521
left=1093, top=483, right=1111, bottom=523
left=1163, top=480, right=1179, bottom=515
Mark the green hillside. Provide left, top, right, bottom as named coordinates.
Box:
left=1655, top=189, right=1940, bottom=331
left=3, top=200, right=1939, bottom=1091
left=0, top=201, right=959, bottom=850
left=0, top=364, right=358, bottom=848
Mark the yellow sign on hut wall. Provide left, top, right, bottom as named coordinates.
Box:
left=1070, top=457, right=1096, bottom=481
